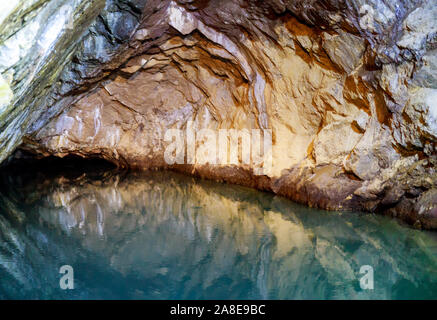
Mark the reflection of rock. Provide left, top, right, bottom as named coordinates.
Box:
left=0, top=0, right=436, bottom=228
left=0, top=170, right=436, bottom=299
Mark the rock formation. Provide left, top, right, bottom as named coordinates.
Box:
left=0, top=0, right=436, bottom=228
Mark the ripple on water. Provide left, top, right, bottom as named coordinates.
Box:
left=0, top=168, right=436, bottom=300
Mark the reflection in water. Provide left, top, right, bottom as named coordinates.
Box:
left=0, top=167, right=436, bottom=299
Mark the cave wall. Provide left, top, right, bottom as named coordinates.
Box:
left=0, top=0, right=436, bottom=228
left=0, top=0, right=105, bottom=161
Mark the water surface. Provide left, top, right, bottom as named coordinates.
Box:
left=0, top=163, right=436, bottom=299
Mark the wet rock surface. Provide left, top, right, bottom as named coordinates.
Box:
left=0, top=0, right=105, bottom=161
left=0, top=0, right=436, bottom=228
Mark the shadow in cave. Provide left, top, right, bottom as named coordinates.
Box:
left=0, top=150, right=119, bottom=188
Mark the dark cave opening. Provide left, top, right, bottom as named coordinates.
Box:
left=0, top=150, right=118, bottom=185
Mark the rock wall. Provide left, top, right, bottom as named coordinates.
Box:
left=0, top=0, right=105, bottom=161
left=0, top=0, right=436, bottom=228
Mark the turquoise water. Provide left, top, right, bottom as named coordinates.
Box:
left=0, top=163, right=436, bottom=300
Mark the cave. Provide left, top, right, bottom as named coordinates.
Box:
left=0, top=0, right=436, bottom=300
